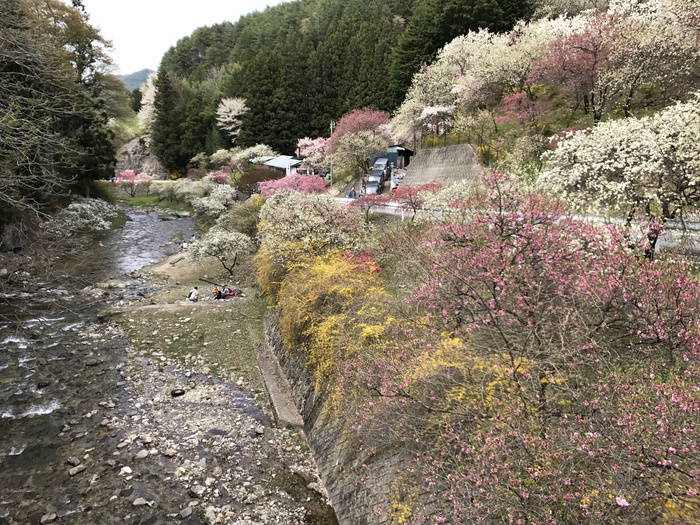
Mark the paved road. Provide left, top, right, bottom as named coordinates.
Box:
left=338, top=196, right=700, bottom=255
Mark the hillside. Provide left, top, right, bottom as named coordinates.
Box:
left=142, top=0, right=533, bottom=172
left=120, top=68, right=154, bottom=90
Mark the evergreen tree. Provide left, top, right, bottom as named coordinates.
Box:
left=151, top=70, right=188, bottom=175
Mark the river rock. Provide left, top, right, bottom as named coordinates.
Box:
left=179, top=506, right=193, bottom=518
left=134, top=449, right=149, bottom=459
left=40, top=512, right=57, bottom=523
left=66, top=457, right=81, bottom=466
left=188, top=485, right=206, bottom=498
left=163, top=448, right=177, bottom=457
left=170, top=388, right=185, bottom=397
left=133, top=497, right=148, bottom=507
left=68, top=464, right=86, bottom=476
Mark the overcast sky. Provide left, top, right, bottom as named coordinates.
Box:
left=79, top=0, right=289, bottom=74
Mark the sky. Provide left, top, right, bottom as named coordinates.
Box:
left=79, top=0, right=289, bottom=74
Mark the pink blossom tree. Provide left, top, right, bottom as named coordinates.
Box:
left=297, top=136, right=330, bottom=175
left=391, top=181, right=443, bottom=221
left=338, top=172, right=700, bottom=524
left=257, top=173, right=328, bottom=197
left=115, top=170, right=152, bottom=197
left=349, top=193, right=389, bottom=223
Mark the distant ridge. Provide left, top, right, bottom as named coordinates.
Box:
left=120, top=68, right=155, bottom=91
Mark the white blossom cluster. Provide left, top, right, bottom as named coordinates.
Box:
left=189, top=229, right=254, bottom=273
left=424, top=179, right=481, bottom=220
left=258, top=192, right=365, bottom=263
left=539, top=93, right=700, bottom=216
left=41, top=197, right=120, bottom=239
left=137, top=74, right=157, bottom=142
left=191, top=185, right=239, bottom=222
left=393, top=1, right=698, bottom=144
left=172, top=179, right=213, bottom=204
left=209, top=148, right=234, bottom=168
left=216, top=97, right=248, bottom=142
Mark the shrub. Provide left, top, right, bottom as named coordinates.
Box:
left=277, top=252, right=391, bottom=388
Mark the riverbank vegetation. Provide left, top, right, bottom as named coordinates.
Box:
left=252, top=172, right=700, bottom=524
left=0, top=0, right=134, bottom=250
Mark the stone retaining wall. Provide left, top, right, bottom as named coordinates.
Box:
left=264, top=309, right=411, bottom=525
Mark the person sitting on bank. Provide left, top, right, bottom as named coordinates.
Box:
left=348, top=187, right=356, bottom=199
left=212, top=285, right=222, bottom=300
left=187, top=286, right=199, bottom=302
left=221, top=284, right=233, bottom=298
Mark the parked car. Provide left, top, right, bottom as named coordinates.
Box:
left=366, top=170, right=383, bottom=184
left=364, top=181, right=382, bottom=195
left=372, top=157, right=389, bottom=173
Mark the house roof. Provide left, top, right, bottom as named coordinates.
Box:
left=264, top=155, right=302, bottom=169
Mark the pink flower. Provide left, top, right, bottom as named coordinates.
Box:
left=616, top=497, right=630, bottom=507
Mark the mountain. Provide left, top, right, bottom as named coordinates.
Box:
left=120, top=69, right=155, bottom=91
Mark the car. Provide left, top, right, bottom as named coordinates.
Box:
left=366, top=170, right=383, bottom=184
left=372, top=157, right=389, bottom=173
left=363, top=181, right=382, bottom=195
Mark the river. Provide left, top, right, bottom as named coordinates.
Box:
left=0, top=209, right=337, bottom=525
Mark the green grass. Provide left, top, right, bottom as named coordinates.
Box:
left=116, top=294, right=268, bottom=392
left=118, top=194, right=192, bottom=212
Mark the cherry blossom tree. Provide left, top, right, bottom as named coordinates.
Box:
left=216, top=97, right=248, bottom=143
left=328, top=108, right=391, bottom=153
left=297, top=136, right=330, bottom=175
left=115, top=170, right=152, bottom=197
left=137, top=74, right=157, bottom=141
left=391, top=181, right=443, bottom=221
left=349, top=193, right=389, bottom=223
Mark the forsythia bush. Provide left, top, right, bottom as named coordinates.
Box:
left=277, top=252, right=389, bottom=388
left=255, top=192, right=366, bottom=303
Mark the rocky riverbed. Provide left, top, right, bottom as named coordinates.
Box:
left=0, top=209, right=337, bottom=525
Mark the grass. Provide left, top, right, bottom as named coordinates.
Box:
left=116, top=293, right=268, bottom=392
left=118, top=194, right=192, bottom=213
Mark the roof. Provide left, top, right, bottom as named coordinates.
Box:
left=263, top=155, right=302, bottom=169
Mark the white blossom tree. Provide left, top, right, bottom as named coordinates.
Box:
left=137, top=74, right=157, bottom=141
left=539, top=93, right=700, bottom=250
left=334, top=131, right=389, bottom=175
left=191, top=185, right=239, bottom=222
left=216, top=97, right=248, bottom=144
left=189, top=230, right=254, bottom=276
left=257, top=192, right=366, bottom=265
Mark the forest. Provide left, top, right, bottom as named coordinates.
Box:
left=146, top=0, right=534, bottom=173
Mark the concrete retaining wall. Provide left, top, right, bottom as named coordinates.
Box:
left=264, top=309, right=410, bottom=524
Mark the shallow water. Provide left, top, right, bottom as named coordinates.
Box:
left=0, top=209, right=339, bottom=525
left=0, top=209, right=195, bottom=523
